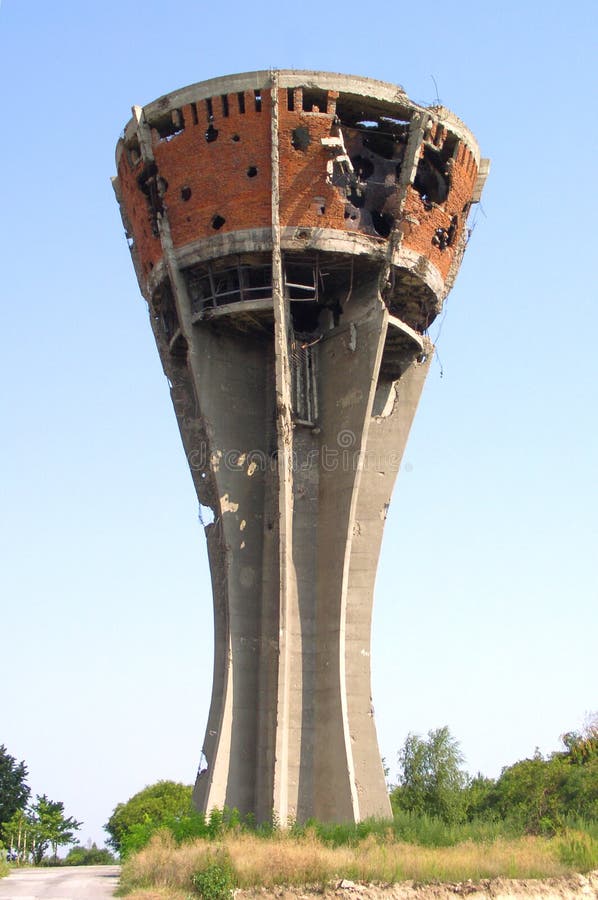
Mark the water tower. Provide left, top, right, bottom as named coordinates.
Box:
left=113, top=70, right=488, bottom=824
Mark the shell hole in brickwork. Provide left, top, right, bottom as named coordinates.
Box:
left=414, top=146, right=449, bottom=205
left=181, top=186, right=192, bottom=201
left=205, top=124, right=219, bottom=143
left=153, top=109, right=185, bottom=141
left=247, top=166, right=258, bottom=178
left=432, top=215, right=458, bottom=251
left=371, top=210, right=394, bottom=237
left=212, top=214, right=226, bottom=230
left=232, top=134, right=240, bottom=142
left=313, top=197, right=326, bottom=215
left=302, top=88, right=327, bottom=113
left=292, top=127, right=311, bottom=151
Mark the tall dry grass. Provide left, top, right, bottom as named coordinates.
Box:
left=119, top=827, right=586, bottom=897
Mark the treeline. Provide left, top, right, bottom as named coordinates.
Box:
left=389, top=719, right=598, bottom=834
left=0, top=744, right=113, bottom=866
left=104, top=718, right=598, bottom=859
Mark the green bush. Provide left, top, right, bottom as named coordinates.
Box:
left=558, top=831, right=598, bottom=872
left=63, top=844, right=116, bottom=865
left=191, top=853, right=236, bottom=900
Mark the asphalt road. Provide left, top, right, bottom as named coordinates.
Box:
left=0, top=866, right=120, bottom=899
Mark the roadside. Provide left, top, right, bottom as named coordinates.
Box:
left=0, top=864, right=120, bottom=898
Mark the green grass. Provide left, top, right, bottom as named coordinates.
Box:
left=117, top=824, right=598, bottom=899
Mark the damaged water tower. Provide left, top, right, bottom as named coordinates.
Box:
left=113, top=70, right=489, bottom=825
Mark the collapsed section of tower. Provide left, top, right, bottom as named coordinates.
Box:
left=113, top=70, right=488, bottom=825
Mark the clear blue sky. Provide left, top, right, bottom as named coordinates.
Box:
left=1, top=0, right=596, bottom=848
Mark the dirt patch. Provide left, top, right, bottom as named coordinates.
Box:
left=238, top=870, right=598, bottom=899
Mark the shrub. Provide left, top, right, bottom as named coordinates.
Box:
left=558, top=831, right=598, bottom=872
left=191, top=852, right=236, bottom=900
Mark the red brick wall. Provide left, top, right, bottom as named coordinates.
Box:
left=117, top=147, right=162, bottom=279
left=277, top=89, right=347, bottom=231
left=154, top=92, right=272, bottom=249
left=117, top=85, right=479, bottom=285
left=402, top=140, right=478, bottom=279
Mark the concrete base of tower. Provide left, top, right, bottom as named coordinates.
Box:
left=187, top=279, right=431, bottom=826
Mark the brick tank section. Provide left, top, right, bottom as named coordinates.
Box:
left=278, top=89, right=347, bottom=231
left=116, top=77, right=484, bottom=299
left=401, top=127, right=479, bottom=281
left=153, top=93, right=272, bottom=249
left=117, top=145, right=163, bottom=279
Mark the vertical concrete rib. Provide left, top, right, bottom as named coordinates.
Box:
left=270, top=73, right=295, bottom=825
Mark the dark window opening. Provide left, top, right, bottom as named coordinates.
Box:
left=212, top=214, right=226, bottom=230
left=181, top=186, right=192, bottom=201
left=237, top=92, right=246, bottom=114
left=254, top=90, right=262, bottom=112
left=372, top=210, right=394, bottom=238
left=154, top=283, right=178, bottom=341
left=243, top=265, right=272, bottom=299
left=347, top=184, right=366, bottom=207
left=291, top=126, right=311, bottom=151
left=443, top=133, right=459, bottom=160
left=213, top=267, right=240, bottom=297
left=205, top=124, right=219, bottom=143
left=221, top=95, right=229, bottom=117
left=152, top=109, right=185, bottom=141
left=287, top=88, right=295, bottom=111
left=302, top=88, right=327, bottom=113
left=414, top=145, right=450, bottom=205
left=247, top=166, right=258, bottom=178
left=187, top=270, right=213, bottom=311
left=190, top=102, right=199, bottom=125
left=206, top=97, right=214, bottom=119
left=363, top=128, right=400, bottom=160
left=185, top=259, right=273, bottom=314
left=285, top=262, right=317, bottom=301
left=291, top=338, right=318, bottom=425
left=351, top=155, right=374, bottom=181
left=170, top=333, right=188, bottom=360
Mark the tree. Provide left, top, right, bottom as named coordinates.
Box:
left=0, top=745, right=30, bottom=836
left=64, top=843, right=116, bottom=866
left=391, top=726, right=468, bottom=824
left=3, top=808, right=33, bottom=864
left=104, top=781, right=193, bottom=853
left=28, top=794, right=82, bottom=862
